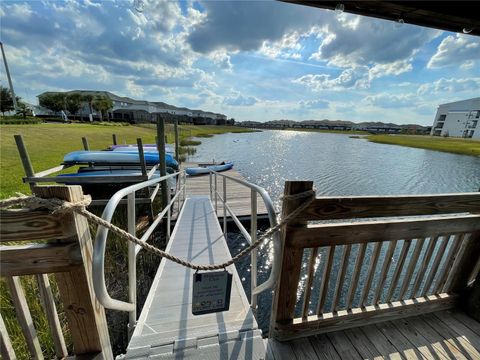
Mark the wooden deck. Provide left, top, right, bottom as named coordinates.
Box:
left=126, top=195, right=265, bottom=359
left=266, top=309, right=480, bottom=360
left=174, top=163, right=268, bottom=221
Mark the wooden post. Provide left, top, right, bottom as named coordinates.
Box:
left=33, top=185, right=113, bottom=359
left=112, top=134, right=117, bottom=145
left=0, top=313, right=16, bottom=360
left=270, top=181, right=313, bottom=338
left=174, top=119, right=180, bottom=163
left=6, top=276, right=43, bottom=359
left=37, top=274, right=68, bottom=358
left=14, top=135, right=35, bottom=189
left=82, top=137, right=90, bottom=151
left=156, top=115, right=169, bottom=209
left=137, top=138, right=147, bottom=176
left=449, top=231, right=480, bottom=295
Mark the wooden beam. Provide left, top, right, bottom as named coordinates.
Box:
left=0, top=243, right=82, bottom=276
left=289, top=214, right=480, bottom=248
left=6, top=276, right=43, bottom=359
left=33, top=185, right=113, bottom=359
left=272, top=294, right=458, bottom=341
left=296, top=193, right=480, bottom=221
left=0, top=209, right=77, bottom=242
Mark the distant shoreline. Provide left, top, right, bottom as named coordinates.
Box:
left=367, top=134, right=480, bottom=157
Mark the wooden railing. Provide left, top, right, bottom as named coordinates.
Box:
left=270, top=181, right=480, bottom=341
left=0, top=185, right=112, bottom=359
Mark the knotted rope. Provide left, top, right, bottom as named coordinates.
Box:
left=0, top=190, right=315, bottom=271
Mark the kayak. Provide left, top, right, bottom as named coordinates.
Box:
left=110, top=144, right=175, bottom=153
left=56, top=169, right=177, bottom=187
left=185, top=162, right=233, bottom=176
left=63, top=151, right=178, bottom=169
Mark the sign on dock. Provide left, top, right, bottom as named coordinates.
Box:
left=192, top=270, right=232, bottom=315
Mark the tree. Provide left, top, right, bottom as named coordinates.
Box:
left=82, top=94, right=94, bottom=119
left=66, top=93, right=83, bottom=120
left=0, top=86, right=15, bottom=115
left=92, top=95, right=113, bottom=121
left=39, top=93, right=66, bottom=114
left=16, top=101, right=32, bottom=119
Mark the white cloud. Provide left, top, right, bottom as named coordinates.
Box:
left=223, top=91, right=258, bottom=106
left=363, top=93, right=416, bottom=108
left=299, top=99, right=329, bottom=109
left=292, top=67, right=369, bottom=91
left=418, top=78, right=480, bottom=95
left=368, top=60, right=413, bottom=80
left=428, top=34, right=480, bottom=68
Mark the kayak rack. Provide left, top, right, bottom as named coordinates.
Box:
left=14, top=134, right=164, bottom=207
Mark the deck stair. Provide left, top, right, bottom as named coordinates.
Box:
left=124, top=195, right=265, bottom=359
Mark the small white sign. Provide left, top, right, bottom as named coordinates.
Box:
left=192, top=271, right=232, bottom=315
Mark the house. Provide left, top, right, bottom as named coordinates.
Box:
left=36, top=90, right=228, bottom=124
left=431, top=97, right=480, bottom=138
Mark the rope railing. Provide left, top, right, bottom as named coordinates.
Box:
left=0, top=190, right=315, bottom=271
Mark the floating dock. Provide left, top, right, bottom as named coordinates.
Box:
left=173, top=163, right=268, bottom=221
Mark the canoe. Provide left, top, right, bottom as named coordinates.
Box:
left=56, top=169, right=177, bottom=185
left=186, top=162, right=233, bottom=176
left=63, top=151, right=178, bottom=169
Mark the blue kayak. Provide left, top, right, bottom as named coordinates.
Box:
left=110, top=144, right=175, bottom=154
left=186, top=162, right=233, bottom=176
left=63, top=151, right=178, bottom=169
left=56, top=169, right=177, bottom=186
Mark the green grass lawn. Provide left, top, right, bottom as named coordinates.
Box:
left=367, top=134, right=480, bottom=157
left=0, top=123, right=254, bottom=198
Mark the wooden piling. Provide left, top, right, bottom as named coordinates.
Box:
left=156, top=115, right=169, bottom=208
left=82, top=137, right=90, bottom=151
left=14, top=135, right=35, bottom=189
left=174, top=119, right=180, bottom=162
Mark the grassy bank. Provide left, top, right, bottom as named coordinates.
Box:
left=367, top=134, right=480, bottom=157
left=280, top=128, right=369, bottom=135
left=0, top=123, right=254, bottom=198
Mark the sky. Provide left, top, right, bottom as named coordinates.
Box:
left=1, top=0, right=479, bottom=125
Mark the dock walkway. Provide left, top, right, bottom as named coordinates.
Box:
left=173, top=164, right=268, bottom=221
left=125, top=195, right=265, bottom=359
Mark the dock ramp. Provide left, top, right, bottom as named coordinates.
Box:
left=125, top=196, right=265, bottom=359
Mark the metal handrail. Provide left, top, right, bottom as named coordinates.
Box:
left=92, top=170, right=186, bottom=324
left=208, top=170, right=280, bottom=310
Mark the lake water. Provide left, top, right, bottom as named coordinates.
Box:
left=189, top=130, right=480, bottom=332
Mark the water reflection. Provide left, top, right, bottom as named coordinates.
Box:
left=191, top=130, right=480, bottom=332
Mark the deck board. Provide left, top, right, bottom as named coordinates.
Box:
left=267, top=310, right=480, bottom=360
left=127, top=196, right=265, bottom=359
left=174, top=164, right=268, bottom=221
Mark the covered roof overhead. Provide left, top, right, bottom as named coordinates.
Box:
left=283, top=1, right=480, bottom=36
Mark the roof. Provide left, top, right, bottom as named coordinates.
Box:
left=282, top=1, right=480, bottom=36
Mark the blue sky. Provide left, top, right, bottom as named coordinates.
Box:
left=1, top=0, right=479, bottom=125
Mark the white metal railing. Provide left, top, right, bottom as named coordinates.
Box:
left=208, top=170, right=280, bottom=310
left=92, top=170, right=186, bottom=333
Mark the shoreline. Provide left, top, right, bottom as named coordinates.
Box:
left=367, top=134, right=480, bottom=157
